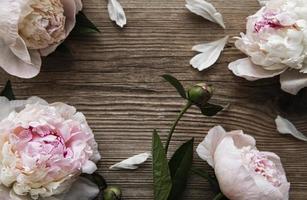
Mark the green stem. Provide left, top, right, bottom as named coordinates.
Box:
left=165, top=101, right=192, bottom=153
left=213, top=192, right=224, bottom=200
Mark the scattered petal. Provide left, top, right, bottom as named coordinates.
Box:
left=109, top=152, right=150, bottom=170
left=107, top=0, right=127, bottom=28
left=185, top=0, right=225, bottom=29
left=190, top=36, right=229, bottom=71
left=275, top=115, right=307, bottom=142
left=280, top=70, right=307, bottom=95
left=228, top=58, right=286, bottom=81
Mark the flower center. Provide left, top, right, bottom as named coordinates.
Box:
left=243, top=148, right=282, bottom=187
left=254, top=12, right=284, bottom=32
left=18, top=0, right=66, bottom=49
left=11, top=125, right=68, bottom=170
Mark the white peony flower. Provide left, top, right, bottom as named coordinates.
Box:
left=229, top=0, right=307, bottom=95
left=197, top=126, right=290, bottom=200
left=0, top=97, right=100, bottom=199
left=0, top=0, right=82, bottom=78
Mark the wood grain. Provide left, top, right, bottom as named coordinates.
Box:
left=1, top=0, right=307, bottom=199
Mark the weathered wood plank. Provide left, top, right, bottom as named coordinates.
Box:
left=0, top=0, right=307, bottom=199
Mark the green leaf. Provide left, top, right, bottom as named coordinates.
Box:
left=168, top=138, right=194, bottom=200
left=81, top=172, right=107, bottom=190
left=72, top=11, right=100, bottom=35
left=56, top=43, right=72, bottom=56
left=200, top=103, right=223, bottom=117
left=162, top=74, right=187, bottom=99
left=0, top=80, right=15, bottom=100
left=191, top=168, right=220, bottom=194
left=152, top=130, right=172, bottom=200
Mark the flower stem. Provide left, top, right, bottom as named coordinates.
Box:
left=164, top=101, right=192, bottom=154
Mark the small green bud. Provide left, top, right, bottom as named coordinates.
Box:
left=103, top=186, right=122, bottom=200
left=187, top=83, right=213, bottom=106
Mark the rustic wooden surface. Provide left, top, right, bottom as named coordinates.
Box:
left=1, top=0, right=307, bottom=199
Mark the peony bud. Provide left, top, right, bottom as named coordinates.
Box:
left=103, top=186, right=122, bottom=200
left=187, top=83, right=213, bottom=106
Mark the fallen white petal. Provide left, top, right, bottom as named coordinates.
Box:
left=190, top=36, right=228, bottom=71
left=275, top=115, right=307, bottom=142
left=107, top=0, right=127, bottom=28
left=109, top=152, right=150, bottom=170
left=228, top=58, right=285, bottom=81
left=185, top=0, right=225, bottom=29
left=258, top=0, right=268, bottom=6
left=280, top=70, right=307, bottom=95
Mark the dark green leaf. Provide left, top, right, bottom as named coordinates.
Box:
left=72, top=11, right=100, bottom=35
left=81, top=172, right=107, bottom=190
left=0, top=80, right=15, bottom=100
left=152, top=130, right=172, bottom=200
left=200, top=103, right=223, bottom=116
left=162, top=74, right=187, bottom=99
left=55, top=43, right=72, bottom=55
left=168, top=138, right=194, bottom=200
left=191, top=168, right=220, bottom=194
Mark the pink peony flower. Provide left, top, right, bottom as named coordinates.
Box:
left=0, top=0, right=82, bottom=78
left=229, top=0, right=307, bottom=95
left=0, top=97, right=100, bottom=199
left=197, top=126, right=290, bottom=200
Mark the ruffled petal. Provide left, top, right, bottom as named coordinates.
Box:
left=0, top=97, right=13, bottom=121
left=228, top=58, right=286, bottom=81
left=0, top=96, right=47, bottom=121
left=280, top=70, right=307, bottom=95
left=214, top=137, right=283, bottom=200
left=40, top=0, right=83, bottom=56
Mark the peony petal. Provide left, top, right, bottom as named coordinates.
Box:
left=9, top=37, right=31, bottom=64
left=53, top=177, right=99, bottom=200
left=275, top=115, right=307, bottom=142
left=0, top=96, right=48, bottom=121
left=74, top=0, right=83, bottom=11
left=258, top=0, right=269, bottom=6
left=214, top=137, right=284, bottom=200
left=280, top=70, right=307, bottom=95
left=196, top=126, right=256, bottom=168
left=196, top=126, right=226, bottom=167
left=190, top=36, right=228, bottom=71
left=185, top=0, right=225, bottom=29
left=81, top=160, right=97, bottom=174
left=0, top=0, right=20, bottom=45
left=109, top=152, right=150, bottom=170
left=0, top=41, right=41, bottom=78
left=108, top=0, right=127, bottom=28
left=228, top=58, right=285, bottom=81
left=41, top=0, right=83, bottom=56
left=0, top=97, right=13, bottom=121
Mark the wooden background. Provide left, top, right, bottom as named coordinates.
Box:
left=1, top=0, right=307, bottom=199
